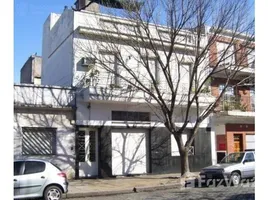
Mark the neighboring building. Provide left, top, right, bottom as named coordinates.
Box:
left=208, top=30, right=255, bottom=162
left=20, top=54, right=42, bottom=85
left=14, top=84, right=76, bottom=178
left=41, top=4, right=215, bottom=178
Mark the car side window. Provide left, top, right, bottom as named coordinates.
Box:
left=14, top=161, right=24, bottom=176
left=23, top=161, right=46, bottom=175
left=244, top=152, right=255, bottom=162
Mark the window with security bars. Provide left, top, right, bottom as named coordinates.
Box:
left=77, top=131, right=96, bottom=162
left=22, top=127, right=56, bottom=155
left=78, top=131, right=86, bottom=162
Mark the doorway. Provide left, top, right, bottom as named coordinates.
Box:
left=234, top=134, right=243, bottom=152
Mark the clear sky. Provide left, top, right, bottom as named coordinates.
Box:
left=14, top=0, right=75, bottom=83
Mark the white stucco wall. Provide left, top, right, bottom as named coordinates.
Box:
left=14, top=84, right=75, bottom=107
left=215, top=124, right=226, bottom=135
left=14, top=110, right=75, bottom=179
left=42, top=10, right=74, bottom=86
left=14, top=85, right=76, bottom=178
left=76, top=101, right=210, bottom=128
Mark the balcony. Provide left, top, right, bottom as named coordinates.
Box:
left=218, top=95, right=254, bottom=113
left=14, top=84, right=75, bottom=109
left=211, top=64, right=255, bottom=80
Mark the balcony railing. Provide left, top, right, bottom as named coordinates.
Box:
left=219, top=95, right=255, bottom=112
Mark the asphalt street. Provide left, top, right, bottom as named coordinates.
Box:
left=66, top=182, right=255, bottom=200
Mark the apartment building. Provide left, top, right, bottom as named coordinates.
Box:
left=208, top=30, right=255, bottom=162
left=40, top=2, right=216, bottom=178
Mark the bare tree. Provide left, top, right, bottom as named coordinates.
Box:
left=74, top=0, right=254, bottom=177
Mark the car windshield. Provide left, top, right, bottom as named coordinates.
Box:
left=220, top=152, right=245, bottom=164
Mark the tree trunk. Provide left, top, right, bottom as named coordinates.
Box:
left=174, top=133, right=191, bottom=177
left=180, top=149, right=190, bottom=177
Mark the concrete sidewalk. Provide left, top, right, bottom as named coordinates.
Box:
left=64, top=172, right=200, bottom=198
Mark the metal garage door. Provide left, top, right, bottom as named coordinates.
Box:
left=111, top=129, right=147, bottom=176
left=246, top=134, right=255, bottom=150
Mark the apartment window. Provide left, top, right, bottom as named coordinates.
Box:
left=112, top=111, right=150, bottom=121
left=250, top=87, right=255, bottom=111
left=22, top=127, right=56, bottom=155
left=219, top=84, right=234, bottom=97
left=148, top=58, right=160, bottom=84
left=217, top=42, right=235, bottom=65
left=179, top=64, right=191, bottom=91
left=114, top=56, right=120, bottom=86
left=101, top=52, right=121, bottom=86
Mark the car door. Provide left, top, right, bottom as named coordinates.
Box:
left=14, top=161, right=24, bottom=197
left=19, top=161, right=48, bottom=197
left=241, top=152, right=255, bottom=178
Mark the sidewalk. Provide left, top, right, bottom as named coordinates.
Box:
left=65, top=172, right=200, bottom=198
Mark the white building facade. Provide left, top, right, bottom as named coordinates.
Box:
left=41, top=8, right=216, bottom=178
left=14, top=84, right=76, bottom=178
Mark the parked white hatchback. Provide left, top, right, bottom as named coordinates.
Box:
left=14, top=159, right=68, bottom=200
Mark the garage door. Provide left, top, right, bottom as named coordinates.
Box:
left=111, top=129, right=147, bottom=176
left=246, top=134, right=255, bottom=150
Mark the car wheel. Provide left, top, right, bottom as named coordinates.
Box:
left=230, top=172, right=241, bottom=186
left=44, top=185, right=62, bottom=200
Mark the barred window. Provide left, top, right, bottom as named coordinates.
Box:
left=22, top=127, right=56, bottom=155
left=77, top=130, right=96, bottom=162
left=78, top=131, right=86, bottom=162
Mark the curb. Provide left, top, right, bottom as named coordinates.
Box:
left=64, top=183, right=183, bottom=199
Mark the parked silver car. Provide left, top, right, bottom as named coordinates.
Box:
left=14, top=159, right=68, bottom=200
left=200, top=151, right=255, bottom=186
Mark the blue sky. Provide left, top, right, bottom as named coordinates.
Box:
left=14, top=0, right=75, bottom=83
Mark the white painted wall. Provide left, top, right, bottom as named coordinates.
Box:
left=14, top=84, right=76, bottom=178
left=75, top=101, right=210, bottom=129
left=42, top=10, right=74, bottom=86
left=14, top=111, right=75, bottom=178
left=14, top=84, right=75, bottom=107
left=215, top=124, right=226, bottom=135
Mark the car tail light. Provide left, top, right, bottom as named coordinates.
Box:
left=57, top=172, right=67, bottom=179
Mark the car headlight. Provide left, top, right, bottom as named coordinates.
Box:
left=200, top=169, right=205, bottom=174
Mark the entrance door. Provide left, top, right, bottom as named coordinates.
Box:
left=234, top=134, right=243, bottom=152
left=78, top=129, right=98, bottom=177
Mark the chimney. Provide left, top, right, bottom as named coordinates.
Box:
left=74, top=0, right=100, bottom=12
